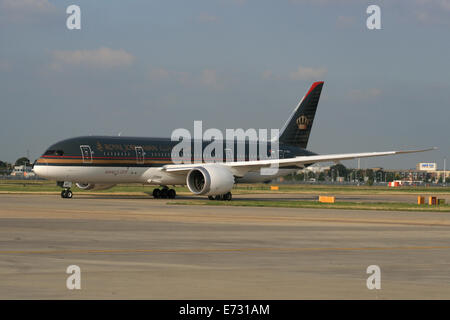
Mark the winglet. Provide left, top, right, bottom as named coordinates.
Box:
left=394, top=147, right=437, bottom=155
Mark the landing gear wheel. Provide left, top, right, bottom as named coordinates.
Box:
left=153, top=187, right=176, bottom=199
left=168, top=189, right=176, bottom=199
left=152, top=188, right=161, bottom=199
left=210, top=193, right=232, bottom=201
left=61, top=189, right=72, bottom=199
left=160, top=188, right=168, bottom=199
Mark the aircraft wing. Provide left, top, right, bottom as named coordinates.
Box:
left=161, top=147, right=435, bottom=177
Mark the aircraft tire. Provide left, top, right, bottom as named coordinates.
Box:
left=160, top=188, right=168, bottom=199
left=153, top=189, right=161, bottom=199
left=168, top=189, right=176, bottom=199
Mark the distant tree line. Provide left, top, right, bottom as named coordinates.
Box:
left=283, top=163, right=450, bottom=185
left=0, top=157, right=31, bottom=175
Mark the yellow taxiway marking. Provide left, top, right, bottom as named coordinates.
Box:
left=1, top=245, right=450, bottom=255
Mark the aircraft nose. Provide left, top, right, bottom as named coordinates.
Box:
left=33, top=163, right=48, bottom=177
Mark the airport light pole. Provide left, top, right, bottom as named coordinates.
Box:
left=357, top=158, right=361, bottom=186
left=444, top=157, right=447, bottom=187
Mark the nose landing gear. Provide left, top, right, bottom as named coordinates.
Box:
left=61, top=189, right=73, bottom=199
left=58, top=181, right=73, bottom=199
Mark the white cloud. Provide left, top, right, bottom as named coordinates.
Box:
left=289, top=65, right=327, bottom=81
left=348, top=88, right=382, bottom=101
left=289, top=0, right=450, bottom=12
left=439, top=0, right=450, bottom=10
left=288, top=0, right=450, bottom=25
left=416, top=11, right=433, bottom=23
left=148, top=68, right=171, bottom=80
left=336, top=15, right=355, bottom=28
left=411, top=0, right=450, bottom=24
left=289, top=0, right=360, bottom=4
left=0, top=0, right=57, bottom=23
left=148, top=67, right=224, bottom=89
left=50, top=47, right=135, bottom=71
left=201, top=69, right=222, bottom=89
left=261, top=70, right=283, bottom=81
left=415, top=0, right=450, bottom=11
left=197, top=13, right=218, bottom=23
left=0, top=0, right=55, bottom=12
left=261, top=70, right=273, bottom=80
left=0, top=60, right=11, bottom=71
left=148, top=68, right=190, bottom=84
left=262, top=66, right=326, bottom=81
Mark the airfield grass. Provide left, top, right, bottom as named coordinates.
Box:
left=232, top=184, right=450, bottom=195
left=0, top=180, right=188, bottom=195
left=0, top=179, right=449, bottom=196
left=1, top=179, right=448, bottom=212
left=170, top=199, right=450, bottom=212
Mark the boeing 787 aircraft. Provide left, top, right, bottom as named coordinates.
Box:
left=33, top=82, right=432, bottom=199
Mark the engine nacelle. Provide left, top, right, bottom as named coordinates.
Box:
left=75, top=183, right=116, bottom=191
left=186, top=164, right=234, bottom=196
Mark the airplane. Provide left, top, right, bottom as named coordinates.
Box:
left=33, top=81, right=433, bottom=199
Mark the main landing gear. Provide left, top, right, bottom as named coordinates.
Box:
left=152, top=187, right=176, bottom=199
left=208, top=192, right=232, bottom=201
left=61, top=189, right=73, bottom=199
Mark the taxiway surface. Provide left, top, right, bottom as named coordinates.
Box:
left=1, top=194, right=449, bottom=299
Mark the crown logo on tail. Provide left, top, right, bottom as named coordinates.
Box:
left=296, top=115, right=310, bottom=130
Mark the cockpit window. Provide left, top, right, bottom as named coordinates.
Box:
left=44, top=150, right=64, bottom=156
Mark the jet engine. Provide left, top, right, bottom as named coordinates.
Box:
left=186, top=164, right=234, bottom=196
left=75, top=183, right=116, bottom=191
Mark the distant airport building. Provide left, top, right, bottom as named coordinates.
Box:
left=382, top=164, right=447, bottom=184
left=10, top=165, right=34, bottom=177
left=388, top=180, right=403, bottom=187
left=416, top=162, right=437, bottom=171
left=303, top=164, right=331, bottom=173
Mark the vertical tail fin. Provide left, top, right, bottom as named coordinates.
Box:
left=278, top=81, right=324, bottom=149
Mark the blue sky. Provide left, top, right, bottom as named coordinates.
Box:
left=0, top=0, right=449, bottom=169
